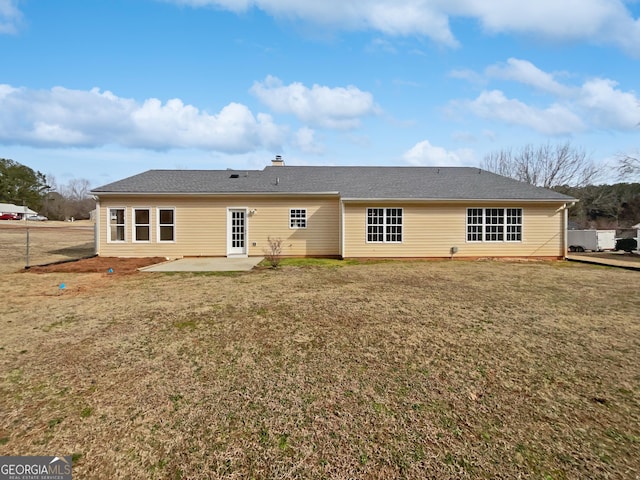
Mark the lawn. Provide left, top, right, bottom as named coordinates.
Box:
left=0, top=225, right=638, bottom=479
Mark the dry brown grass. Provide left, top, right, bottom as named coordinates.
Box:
left=0, top=225, right=639, bottom=479
left=0, top=221, right=95, bottom=274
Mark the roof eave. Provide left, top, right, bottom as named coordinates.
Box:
left=341, top=197, right=577, bottom=202
left=91, top=191, right=341, bottom=196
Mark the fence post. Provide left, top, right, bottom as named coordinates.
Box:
left=26, top=226, right=30, bottom=268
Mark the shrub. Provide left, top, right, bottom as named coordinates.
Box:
left=615, top=238, right=638, bottom=253
left=263, top=236, right=283, bottom=268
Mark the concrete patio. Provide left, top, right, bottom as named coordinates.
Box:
left=139, top=257, right=264, bottom=272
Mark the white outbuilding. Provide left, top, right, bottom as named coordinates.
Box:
left=0, top=202, right=37, bottom=219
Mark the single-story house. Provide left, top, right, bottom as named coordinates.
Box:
left=90, top=159, right=578, bottom=260
left=0, top=203, right=37, bottom=219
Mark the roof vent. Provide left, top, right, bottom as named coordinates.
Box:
left=272, top=155, right=284, bottom=167
left=229, top=173, right=240, bottom=179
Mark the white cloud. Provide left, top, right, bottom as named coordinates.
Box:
left=577, top=78, right=640, bottom=130
left=402, top=140, right=474, bottom=166
left=449, top=68, right=486, bottom=86
left=485, top=58, right=572, bottom=96
left=293, top=127, right=324, bottom=154
left=250, top=75, right=379, bottom=130
left=162, top=0, right=640, bottom=55
left=0, top=0, right=22, bottom=34
left=455, top=0, right=640, bottom=55
left=168, top=0, right=458, bottom=45
left=462, top=90, right=585, bottom=135
left=450, top=59, right=640, bottom=135
left=0, top=84, right=287, bottom=152
left=366, top=38, right=398, bottom=54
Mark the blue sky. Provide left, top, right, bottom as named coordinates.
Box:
left=1, top=0, right=639, bottom=189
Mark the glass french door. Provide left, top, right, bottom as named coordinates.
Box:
left=227, top=209, right=247, bottom=256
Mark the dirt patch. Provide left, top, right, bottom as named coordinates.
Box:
left=25, top=256, right=167, bottom=274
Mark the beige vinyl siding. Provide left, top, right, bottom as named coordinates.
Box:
left=343, top=201, right=566, bottom=258
left=97, top=195, right=340, bottom=258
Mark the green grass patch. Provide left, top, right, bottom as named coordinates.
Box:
left=275, top=257, right=359, bottom=268
left=80, top=407, right=93, bottom=418
left=173, top=320, right=196, bottom=330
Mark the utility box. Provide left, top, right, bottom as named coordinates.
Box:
left=568, top=230, right=616, bottom=252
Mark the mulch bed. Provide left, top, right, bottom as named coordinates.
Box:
left=25, top=256, right=167, bottom=274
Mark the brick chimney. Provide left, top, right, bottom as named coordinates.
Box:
left=271, top=155, right=284, bottom=167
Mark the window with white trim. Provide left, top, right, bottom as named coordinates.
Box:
left=133, top=208, right=150, bottom=242
left=485, top=208, right=505, bottom=241
left=466, top=208, right=483, bottom=242
left=158, top=208, right=175, bottom=242
left=367, top=208, right=403, bottom=243
left=506, top=208, right=522, bottom=241
left=108, top=208, right=125, bottom=242
left=466, top=208, right=522, bottom=242
left=290, top=209, right=307, bottom=229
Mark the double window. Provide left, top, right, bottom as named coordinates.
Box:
left=158, top=208, right=175, bottom=242
left=367, top=208, right=403, bottom=243
left=467, top=208, right=522, bottom=242
left=133, top=209, right=150, bottom=242
left=108, top=208, right=125, bottom=242
left=290, top=209, right=307, bottom=229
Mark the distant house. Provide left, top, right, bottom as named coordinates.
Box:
left=90, top=160, right=577, bottom=260
left=0, top=203, right=37, bottom=219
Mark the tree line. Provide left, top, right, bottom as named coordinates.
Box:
left=480, top=143, right=640, bottom=229
left=0, top=158, right=96, bottom=220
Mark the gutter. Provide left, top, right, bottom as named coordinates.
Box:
left=90, top=191, right=341, bottom=197
left=341, top=197, right=577, bottom=203
left=560, top=201, right=578, bottom=258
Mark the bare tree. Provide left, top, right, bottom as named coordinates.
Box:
left=60, top=178, right=92, bottom=200
left=263, top=236, right=283, bottom=268
left=617, top=152, right=640, bottom=180
left=481, top=142, right=598, bottom=188
left=41, top=177, right=96, bottom=220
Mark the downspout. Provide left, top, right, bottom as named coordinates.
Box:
left=340, top=199, right=345, bottom=259
left=94, top=199, right=100, bottom=255
left=563, top=201, right=576, bottom=259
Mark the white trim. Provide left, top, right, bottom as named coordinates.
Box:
left=107, top=207, right=126, bottom=243
left=505, top=207, right=523, bottom=243
left=156, top=207, right=176, bottom=243
left=465, top=207, right=483, bottom=243
left=465, top=207, right=523, bottom=243
left=132, top=207, right=152, bottom=243
left=91, top=191, right=573, bottom=204
left=343, top=197, right=571, bottom=203
left=226, top=207, right=248, bottom=257
left=95, top=200, right=101, bottom=254
left=340, top=200, right=345, bottom=258
left=289, top=208, right=307, bottom=229
left=93, top=191, right=340, bottom=197
left=365, top=207, right=403, bottom=244
left=564, top=206, right=569, bottom=257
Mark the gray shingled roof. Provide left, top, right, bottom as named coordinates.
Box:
left=91, top=166, right=576, bottom=201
